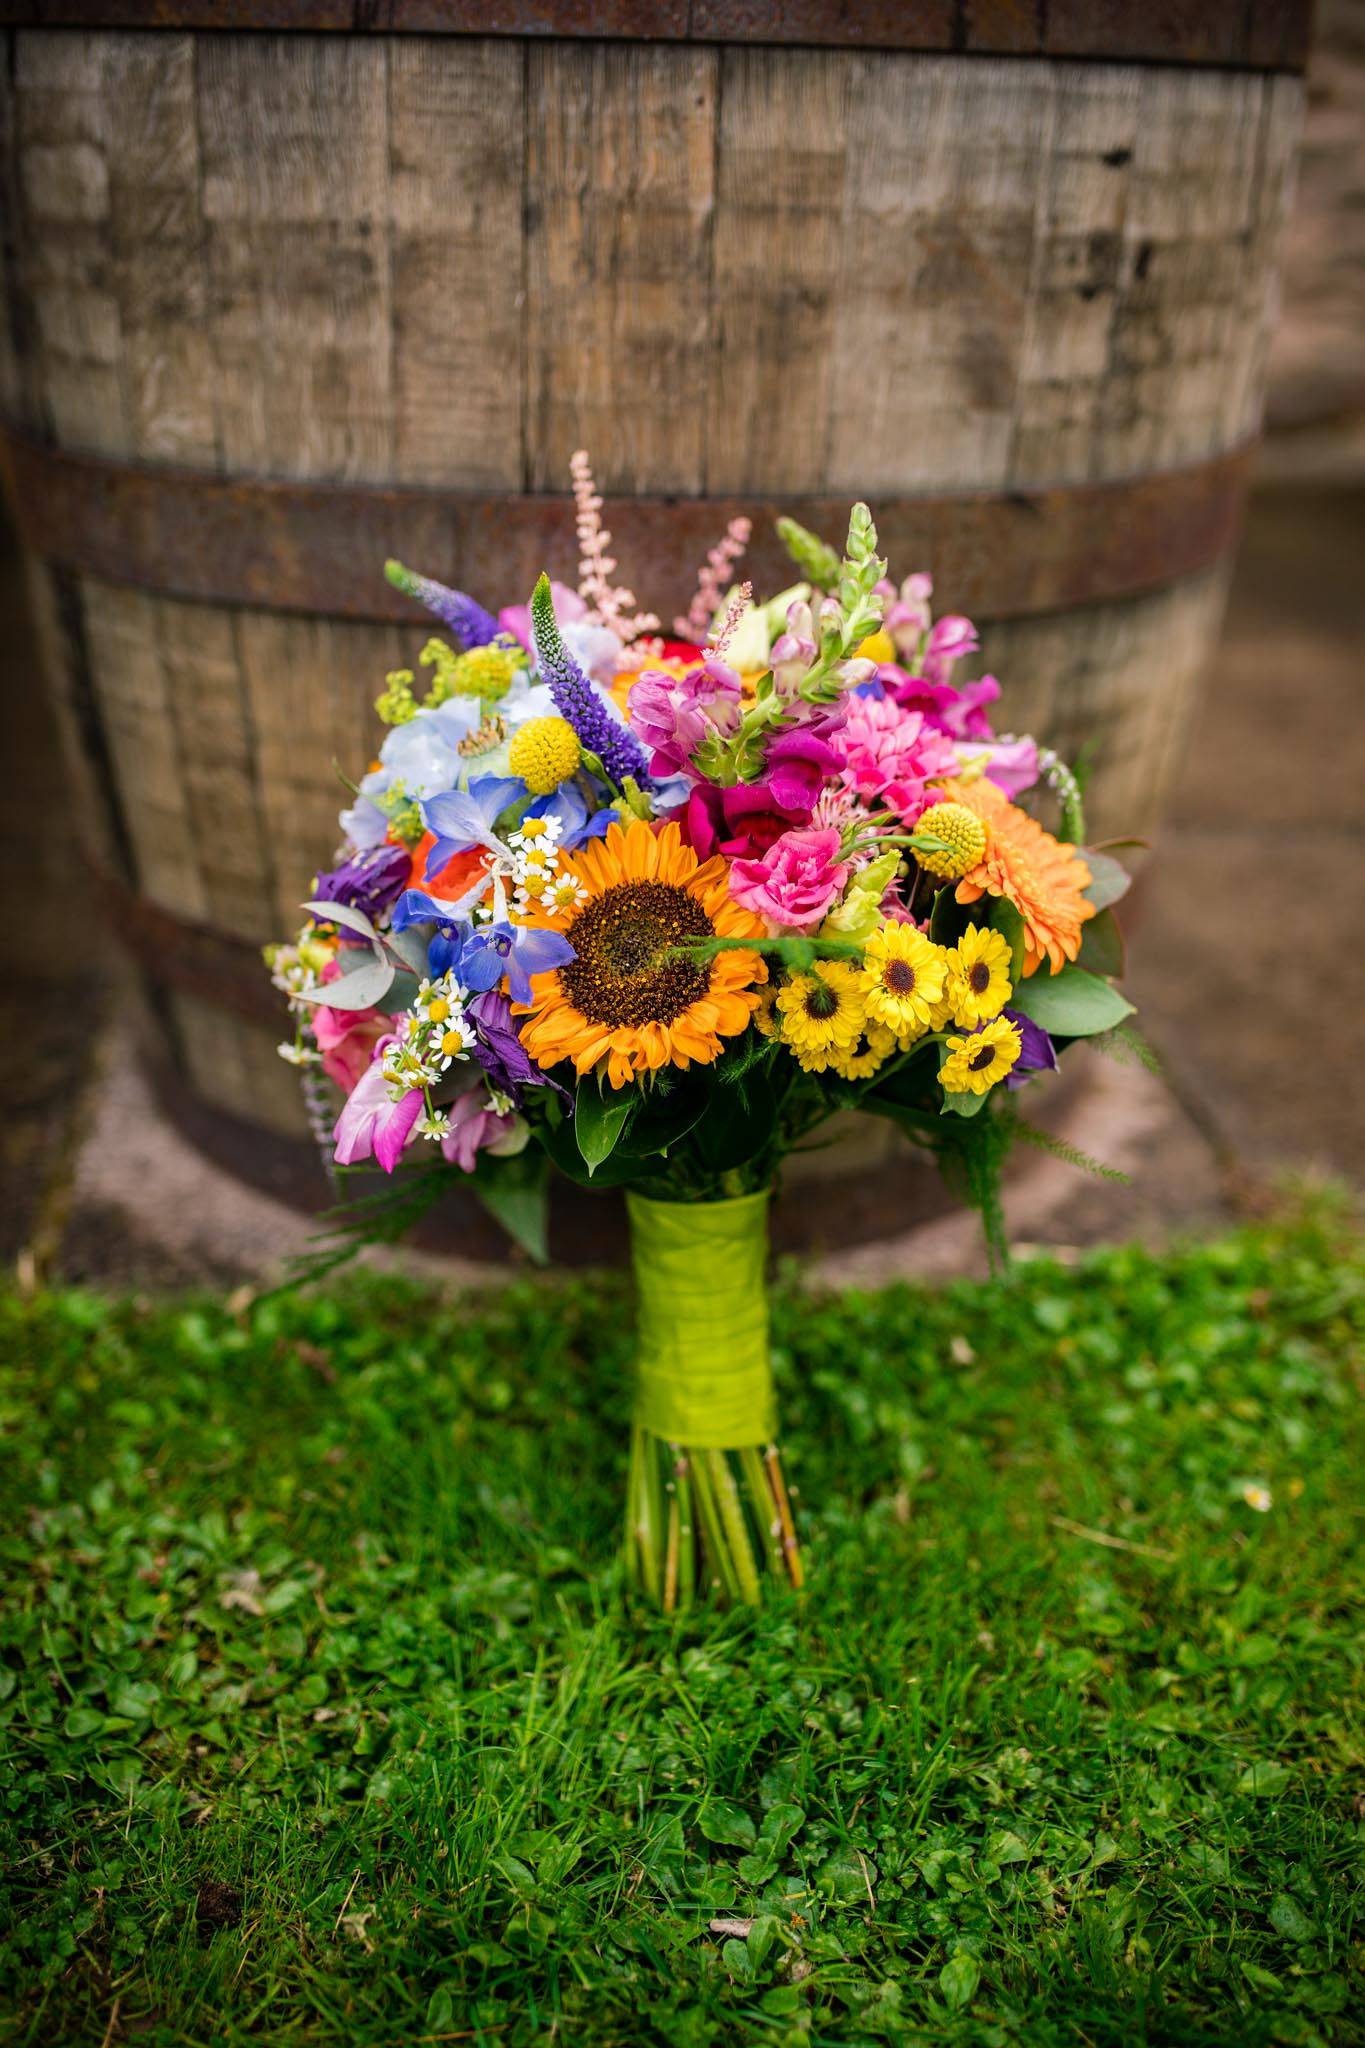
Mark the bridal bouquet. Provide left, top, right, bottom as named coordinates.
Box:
left=268, top=457, right=1136, bottom=1606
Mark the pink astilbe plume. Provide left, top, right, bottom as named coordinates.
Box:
left=709, top=581, right=753, bottom=659
left=570, top=449, right=660, bottom=644
left=674, top=516, right=752, bottom=642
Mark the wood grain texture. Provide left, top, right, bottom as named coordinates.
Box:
left=526, top=39, right=717, bottom=492
left=0, top=28, right=1302, bottom=1142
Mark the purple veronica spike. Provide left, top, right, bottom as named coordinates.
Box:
left=384, top=559, right=500, bottom=650
left=529, top=572, right=651, bottom=790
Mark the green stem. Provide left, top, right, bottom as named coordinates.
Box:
left=689, top=1452, right=739, bottom=1603
left=708, top=1451, right=762, bottom=1606
left=673, top=1451, right=696, bottom=1612
left=739, top=1445, right=786, bottom=1579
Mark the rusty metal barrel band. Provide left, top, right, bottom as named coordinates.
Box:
left=0, top=1, right=1314, bottom=69
left=0, top=425, right=1254, bottom=627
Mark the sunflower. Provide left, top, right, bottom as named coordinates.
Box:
left=941, top=777, right=1094, bottom=976
left=945, top=924, right=1013, bottom=1029
left=775, top=961, right=865, bottom=1063
left=827, top=1018, right=898, bottom=1082
left=858, top=922, right=949, bottom=1042
left=939, top=1017, right=1023, bottom=1096
left=514, top=820, right=767, bottom=1089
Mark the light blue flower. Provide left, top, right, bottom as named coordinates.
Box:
left=420, top=774, right=527, bottom=881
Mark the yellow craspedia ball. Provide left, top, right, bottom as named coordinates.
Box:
left=449, top=643, right=522, bottom=704
left=915, top=801, right=988, bottom=880
left=508, top=715, right=582, bottom=795
left=856, top=627, right=897, bottom=665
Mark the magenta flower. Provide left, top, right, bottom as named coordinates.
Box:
left=440, top=1090, right=527, bottom=1172
left=332, top=1040, right=422, bottom=1174
left=682, top=781, right=809, bottom=861
left=922, top=614, right=978, bottom=687
left=966, top=734, right=1040, bottom=800
left=763, top=724, right=844, bottom=811
left=729, top=826, right=850, bottom=933
left=888, top=669, right=1001, bottom=743
left=832, top=697, right=958, bottom=825
left=627, top=657, right=741, bottom=776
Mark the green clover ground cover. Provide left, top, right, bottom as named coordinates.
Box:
left=1, top=1203, right=1361, bottom=2048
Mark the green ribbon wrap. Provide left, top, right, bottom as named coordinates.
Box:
left=626, top=1190, right=774, bottom=1451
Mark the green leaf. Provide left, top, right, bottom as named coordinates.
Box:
left=1010, top=964, right=1133, bottom=1038
left=573, top=1084, right=636, bottom=1176
left=987, top=897, right=1028, bottom=986
left=939, top=1950, right=980, bottom=2010
left=697, top=1798, right=756, bottom=1850
left=929, top=886, right=972, bottom=949
left=747, top=1914, right=780, bottom=1972
left=775, top=514, right=841, bottom=590
left=1236, top=1760, right=1291, bottom=1798
left=1081, top=851, right=1131, bottom=911
left=1269, top=1893, right=1314, bottom=1943
left=63, top=1706, right=104, bottom=1739
left=474, top=1158, right=550, bottom=1264
left=941, top=1088, right=988, bottom=1119
left=1078, top=906, right=1126, bottom=979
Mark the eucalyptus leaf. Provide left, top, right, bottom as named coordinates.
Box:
left=297, top=958, right=396, bottom=1011
left=1080, top=851, right=1131, bottom=912
left=1010, top=964, right=1133, bottom=1038
left=302, top=898, right=381, bottom=943
left=574, top=1085, right=636, bottom=1176
left=383, top=925, right=433, bottom=976
left=474, top=1160, right=550, bottom=1265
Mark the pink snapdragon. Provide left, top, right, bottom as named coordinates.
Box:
left=332, top=1039, right=422, bottom=1174
left=729, top=826, right=849, bottom=933
left=922, top=614, right=978, bottom=687
left=882, top=572, right=934, bottom=659
left=832, top=697, right=958, bottom=825
left=627, top=657, right=741, bottom=776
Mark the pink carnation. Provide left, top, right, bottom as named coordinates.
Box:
left=832, top=697, right=958, bottom=826
left=729, top=826, right=849, bottom=934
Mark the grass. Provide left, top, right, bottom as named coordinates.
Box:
left=1, top=1201, right=1361, bottom=2048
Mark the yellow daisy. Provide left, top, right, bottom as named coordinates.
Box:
left=827, top=1019, right=898, bottom=1081
left=945, top=925, right=1013, bottom=1029
left=776, top=961, right=864, bottom=1059
left=514, top=820, right=766, bottom=1090
left=939, top=1016, right=1023, bottom=1096
left=858, top=922, right=948, bottom=1041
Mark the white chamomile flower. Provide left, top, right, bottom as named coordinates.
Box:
left=544, top=873, right=589, bottom=913
left=276, top=1040, right=320, bottom=1067
left=416, top=1109, right=453, bottom=1141
left=509, top=813, right=563, bottom=852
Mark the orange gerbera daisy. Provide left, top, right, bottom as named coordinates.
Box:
left=940, top=776, right=1095, bottom=977
left=514, top=819, right=768, bottom=1089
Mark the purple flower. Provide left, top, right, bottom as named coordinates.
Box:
left=332, top=1040, right=423, bottom=1174
left=468, top=988, right=566, bottom=1102
left=311, top=843, right=411, bottom=923
left=525, top=781, right=617, bottom=848
left=440, top=1090, right=527, bottom=1172
left=459, top=921, right=576, bottom=1007
left=530, top=573, right=651, bottom=789
left=384, top=559, right=500, bottom=649
left=764, top=725, right=844, bottom=812
left=1003, top=1007, right=1058, bottom=1090
left=420, top=774, right=526, bottom=879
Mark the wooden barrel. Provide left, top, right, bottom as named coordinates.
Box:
left=0, top=4, right=1307, bottom=1225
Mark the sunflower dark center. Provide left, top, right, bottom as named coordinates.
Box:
left=969, top=1043, right=996, bottom=1071
left=969, top=961, right=991, bottom=994
left=804, top=982, right=840, bottom=1021
left=560, top=880, right=714, bottom=1028
left=884, top=959, right=916, bottom=995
